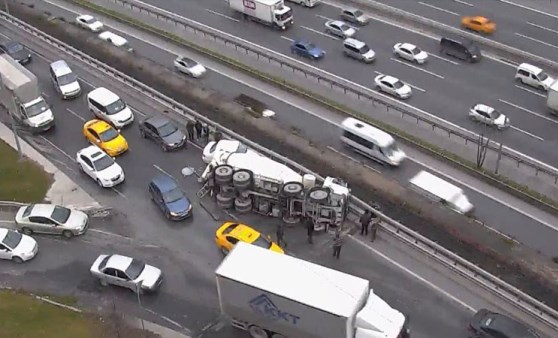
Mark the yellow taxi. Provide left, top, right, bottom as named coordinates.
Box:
left=461, top=16, right=495, bottom=35
left=215, top=221, right=284, bottom=255
left=83, top=119, right=128, bottom=157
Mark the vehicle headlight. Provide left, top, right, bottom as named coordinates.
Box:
left=170, top=211, right=179, bottom=217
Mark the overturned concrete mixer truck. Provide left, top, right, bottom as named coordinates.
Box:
left=199, top=141, right=350, bottom=229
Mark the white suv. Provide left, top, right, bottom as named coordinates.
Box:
left=515, top=63, right=555, bottom=91
left=76, top=145, right=125, bottom=187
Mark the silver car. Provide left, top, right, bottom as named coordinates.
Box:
left=325, top=20, right=356, bottom=38
left=469, top=104, right=509, bottom=129
left=341, top=8, right=370, bottom=26
left=174, top=56, right=206, bottom=78
left=15, top=204, right=89, bottom=238
left=90, top=254, right=163, bottom=293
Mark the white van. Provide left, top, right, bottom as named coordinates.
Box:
left=343, top=38, right=375, bottom=63
left=49, top=60, right=81, bottom=99
left=98, top=31, right=133, bottom=53
left=87, top=87, right=134, bottom=128
left=515, top=63, right=555, bottom=91
left=409, top=170, right=474, bottom=215
left=340, top=117, right=405, bottom=166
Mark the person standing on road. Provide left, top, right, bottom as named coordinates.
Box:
left=186, top=120, right=195, bottom=141
left=201, top=123, right=209, bottom=143
left=332, top=232, right=344, bottom=259
left=276, top=223, right=287, bottom=248
left=194, top=119, right=203, bottom=140
left=213, top=129, right=223, bottom=143
left=359, top=210, right=372, bottom=236
left=369, top=209, right=380, bottom=242
left=305, top=218, right=314, bottom=244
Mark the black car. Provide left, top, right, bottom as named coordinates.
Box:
left=468, top=309, right=540, bottom=338
left=440, top=37, right=481, bottom=63
left=139, top=115, right=186, bottom=151
left=0, top=41, right=31, bottom=64
left=148, top=174, right=192, bottom=221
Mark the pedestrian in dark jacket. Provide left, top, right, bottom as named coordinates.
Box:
left=194, top=120, right=203, bottom=140
left=186, top=120, right=195, bottom=141
left=359, top=210, right=372, bottom=236
left=332, top=233, right=344, bottom=259
left=276, top=223, right=287, bottom=248
left=306, top=218, right=314, bottom=244
left=213, top=130, right=223, bottom=143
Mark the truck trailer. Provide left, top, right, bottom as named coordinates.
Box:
left=228, top=0, right=293, bottom=30
left=216, top=242, right=410, bottom=338
left=0, top=54, right=54, bottom=132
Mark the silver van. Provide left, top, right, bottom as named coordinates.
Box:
left=343, top=38, right=375, bottom=63
left=49, top=60, right=81, bottom=99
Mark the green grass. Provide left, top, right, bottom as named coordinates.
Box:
left=0, top=139, right=52, bottom=202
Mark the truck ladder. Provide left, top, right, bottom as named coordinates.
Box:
left=197, top=182, right=211, bottom=199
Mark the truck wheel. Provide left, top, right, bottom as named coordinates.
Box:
left=282, top=182, right=303, bottom=197
left=216, top=193, right=234, bottom=209
left=234, top=197, right=252, bottom=213
left=248, top=325, right=268, bottom=338
left=232, top=169, right=253, bottom=190
left=308, top=187, right=330, bottom=204
left=214, top=165, right=234, bottom=185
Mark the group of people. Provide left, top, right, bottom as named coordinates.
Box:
left=185, top=119, right=219, bottom=144
left=359, top=208, right=380, bottom=242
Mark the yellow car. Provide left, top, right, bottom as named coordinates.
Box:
left=215, top=221, right=284, bottom=255
left=83, top=119, right=128, bottom=157
left=461, top=16, right=495, bottom=35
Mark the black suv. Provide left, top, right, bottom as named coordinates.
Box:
left=468, top=309, right=540, bottom=338
left=440, top=37, right=481, bottom=63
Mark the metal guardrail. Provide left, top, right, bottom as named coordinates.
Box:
left=2, top=7, right=557, bottom=332
left=77, top=0, right=558, bottom=190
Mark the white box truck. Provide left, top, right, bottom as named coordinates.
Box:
left=228, top=0, right=294, bottom=30
left=216, top=242, right=410, bottom=338
left=0, top=54, right=54, bottom=132
left=547, top=81, right=558, bottom=115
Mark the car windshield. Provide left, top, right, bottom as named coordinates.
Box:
left=99, top=128, right=119, bottom=142
left=125, top=259, right=146, bottom=280
left=539, top=72, right=549, bottom=81
left=180, top=57, right=194, bottom=67
left=393, top=81, right=404, bottom=89
left=236, top=143, right=248, bottom=153
left=491, top=110, right=502, bottom=119
left=358, top=45, right=370, bottom=54
left=380, top=143, right=399, bottom=157
left=22, top=204, right=34, bottom=218
left=93, top=155, right=114, bottom=171
left=57, top=73, right=77, bottom=86
left=339, top=24, right=350, bottom=31
left=6, top=43, right=23, bottom=53
left=163, top=187, right=185, bottom=204
left=306, top=43, right=316, bottom=50
left=51, top=205, right=71, bottom=224
left=353, top=10, right=364, bottom=17
left=25, top=100, right=49, bottom=118
left=251, top=234, right=272, bottom=249
left=157, top=122, right=177, bottom=137
left=409, top=46, right=420, bottom=54
left=83, top=17, right=96, bottom=24
left=105, top=99, right=126, bottom=115
left=2, top=230, right=22, bottom=249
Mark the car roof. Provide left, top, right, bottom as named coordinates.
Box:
left=4, top=40, right=20, bottom=47
left=151, top=174, right=178, bottom=193
left=78, top=14, right=94, bottom=20
left=86, top=119, right=113, bottom=133
left=105, top=254, right=133, bottom=270
left=145, top=115, right=171, bottom=128
left=229, top=223, right=260, bottom=242
left=88, top=87, right=120, bottom=106
left=344, top=38, right=365, bottom=48
left=474, top=104, right=494, bottom=112
left=470, top=16, right=489, bottom=22
left=328, top=20, right=345, bottom=26
left=518, top=63, right=542, bottom=74
left=294, top=39, right=311, bottom=46
left=79, top=145, right=108, bottom=159
left=24, top=203, right=55, bottom=218
left=176, top=56, right=195, bottom=64
left=480, top=312, right=536, bottom=337
left=380, top=75, right=399, bottom=84
left=341, top=117, right=395, bottom=148
left=343, top=8, right=359, bottom=14
left=50, top=60, right=72, bottom=76
left=400, top=42, right=417, bottom=50
left=98, top=31, right=127, bottom=45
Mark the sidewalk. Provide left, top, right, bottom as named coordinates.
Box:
left=0, top=121, right=103, bottom=212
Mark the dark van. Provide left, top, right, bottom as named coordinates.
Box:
left=439, top=37, right=481, bottom=63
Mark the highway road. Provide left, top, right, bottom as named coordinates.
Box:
left=33, top=0, right=558, bottom=258
left=108, top=0, right=558, bottom=169
left=1, top=9, right=555, bottom=338
left=367, top=0, right=558, bottom=63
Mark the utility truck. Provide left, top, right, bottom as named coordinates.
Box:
left=216, top=242, right=411, bottom=338
left=0, top=54, right=54, bottom=132
left=199, top=148, right=350, bottom=229
left=547, top=81, right=558, bottom=115
left=228, top=0, right=294, bottom=30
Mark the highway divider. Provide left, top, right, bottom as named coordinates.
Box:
left=60, top=0, right=558, bottom=215
left=5, top=2, right=558, bottom=331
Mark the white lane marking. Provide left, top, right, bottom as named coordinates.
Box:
left=41, top=92, right=49, bottom=98
left=390, top=58, right=445, bottom=79
left=301, top=26, right=340, bottom=41
left=408, top=156, right=558, bottom=232
left=515, top=33, right=558, bottom=50
left=39, top=136, right=74, bottom=161
left=373, top=71, right=425, bottom=93
left=129, top=106, right=146, bottom=117
left=351, top=237, right=476, bottom=312
left=454, top=0, right=474, bottom=7
left=153, top=164, right=173, bottom=177
left=205, top=9, right=239, bottom=22
left=89, top=228, right=132, bottom=240
left=280, top=36, right=294, bottom=42
left=428, top=53, right=460, bottom=65
left=111, top=187, right=127, bottom=198
left=510, top=126, right=544, bottom=141
left=418, top=1, right=460, bottom=16
left=526, top=22, right=558, bottom=35
left=498, top=99, right=558, bottom=124
left=66, top=108, right=86, bottom=121
left=499, top=0, right=558, bottom=20
left=513, top=85, right=546, bottom=98
left=144, top=308, right=188, bottom=331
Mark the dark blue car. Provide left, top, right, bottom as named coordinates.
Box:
left=290, top=39, right=325, bottom=60
left=148, top=174, right=192, bottom=221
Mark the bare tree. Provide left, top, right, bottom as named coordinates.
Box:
left=476, top=133, right=489, bottom=168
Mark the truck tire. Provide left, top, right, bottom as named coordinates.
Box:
left=216, top=193, right=234, bottom=209
left=232, top=169, right=253, bottom=190
left=308, top=187, right=330, bottom=204
left=281, top=182, right=303, bottom=197
left=234, top=197, right=252, bottom=213
left=248, top=325, right=268, bottom=338
left=214, top=165, right=234, bottom=185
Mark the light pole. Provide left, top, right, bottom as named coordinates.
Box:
left=10, top=95, right=23, bottom=160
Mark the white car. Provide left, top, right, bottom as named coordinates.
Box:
left=393, top=43, right=428, bottom=64
left=98, top=31, right=133, bottom=53
left=90, top=254, right=163, bottom=293
left=469, top=104, right=509, bottom=129
left=0, top=228, right=38, bottom=263
left=76, top=145, right=125, bottom=188
left=76, top=14, right=104, bottom=32
left=174, top=56, right=206, bottom=78
left=374, top=74, right=412, bottom=99
left=202, top=140, right=255, bottom=163
left=325, top=20, right=356, bottom=38
left=15, top=204, right=89, bottom=238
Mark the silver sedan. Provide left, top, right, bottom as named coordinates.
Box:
left=90, top=254, right=163, bottom=293
left=325, top=20, right=356, bottom=38
left=174, top=56, right=206, bottom=78
left=15, top=204, right=89, bottom=238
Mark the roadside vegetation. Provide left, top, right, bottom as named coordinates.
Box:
left=0, top=139, right=52, bottom=202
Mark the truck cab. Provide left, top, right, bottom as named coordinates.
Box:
left=273, top=5, right=293, bottom=29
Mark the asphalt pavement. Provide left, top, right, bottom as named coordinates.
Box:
left=2, top=11, right=554, bottom=338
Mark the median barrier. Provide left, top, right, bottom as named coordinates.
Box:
left=6, top=2, right=558, bottom=328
